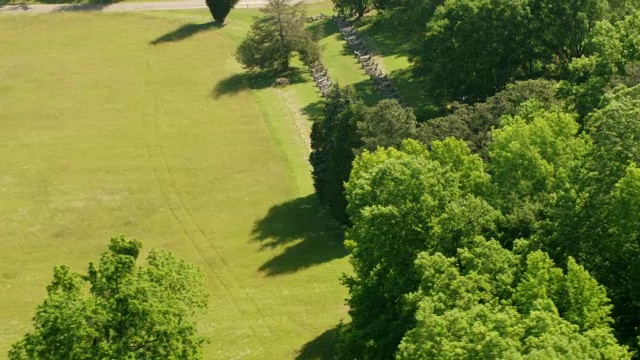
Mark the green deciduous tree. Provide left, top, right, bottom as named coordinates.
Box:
left=528, top=0, right=609, bottom=71
left=235, top=0, right=320, bottom=73
left=410, top=0, right=534, bottom=104
left=559, top=10, right=640, bottom=118
left=397, top=238, right=629, bottom=359
left=340, top=139, right=498, bottom=359
left=543, top=85, right=640, bottom=346
left=340, top=105, right=598, bottom=358
left=9, top=236, right=208, bottom=360
left=488, top=102, right=590, bottom=243
left=206, top=0, right=240, bottom=24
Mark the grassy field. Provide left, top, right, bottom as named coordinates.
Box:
left=0, top=5, right=359, bottom=359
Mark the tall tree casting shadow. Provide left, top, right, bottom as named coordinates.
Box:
left=252, top=194, right=347, bottom=276
left=150, top=22, right=221, bottom=45
left=212, top=68, right=308, bottom=98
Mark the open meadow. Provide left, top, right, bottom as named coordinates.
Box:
left=0, top=5, right=355, bottom=359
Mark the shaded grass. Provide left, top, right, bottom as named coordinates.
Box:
left=252, top=194, right=347, bottom=276
left=0, top=8, right=349, bottom=359
left=213, top=68, right=309, bottom=98
left=296, top=326, right=340, bottom=360
left=150, top=21, right=222, bottom=45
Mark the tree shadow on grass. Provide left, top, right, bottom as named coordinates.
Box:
left=308, top=19, right=339, bottom=41
left=252, top=194, right=347, bottom=276
left=150, top=22, right=221, bottom=45
left=302, top=99, right=325, bottom=122
left=351, top=78, right=382, bottom=106
left=356, top=16, right=414, bottom=58
left=296, top=326, right=340, bottom=360
left=212, top=68, right=309, bottom=98
left=387, top=67, right=440, bottom=120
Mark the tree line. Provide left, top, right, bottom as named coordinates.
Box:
left=306, top=0, right=640, bottom=358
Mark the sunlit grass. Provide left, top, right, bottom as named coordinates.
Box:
left=0, top=7, right=352, bottom=359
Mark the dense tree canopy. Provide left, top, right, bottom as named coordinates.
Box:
left=398, top=238, right=629, bottom=360
left=542, top=85, right=640, bottom=345
left=410, top=0, right=534, bottom=103
left=357, top=99, right=417, bottom=153
left=9, top=237, right=208, bottom=360
left=418, top=79, right=562, bottom=155
left=338, top=93, right=639, bottom=357
left=409, top=0, right=637, bottom=106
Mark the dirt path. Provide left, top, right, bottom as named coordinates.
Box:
left=0, top=0, right=315, bottom=13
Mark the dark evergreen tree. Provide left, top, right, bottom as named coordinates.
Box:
left=206, top=0, right=239, bottom=24
left=309, top=86, right=362, bottom=225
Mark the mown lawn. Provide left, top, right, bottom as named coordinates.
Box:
left=0, top=6, right=353, bottom=359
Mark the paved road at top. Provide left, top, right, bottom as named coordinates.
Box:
left=0, top=0, right=312, bottom=13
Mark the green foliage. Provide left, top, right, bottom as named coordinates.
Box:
left=488, top=103, right=590, bottom=241
left=544, top=85, right=640, bottom=345
left=9, top=236, right=208, bottom=360
left=339, top=103, right=630, bottom=358
left=356, top=99, right=417, bottom=153
left=309, top=86, right=363, bottom=225
left=410, top=0, right=535, bottom=103
left=235, top=0, right=320, bottom=73
left=418, top=79, right=562, bottom=155
left=340, top=139, right=497, bottom=359
left=397, top=238, right=629, bottom=359
left=310, top=95, right=421, bottom=225
left=408, top=0, right=632, bottom=107
left=332, top=0, right=369, bottom=17
left=528, top=0, right=609, bottom=71
left=205, top=0, right=240, bottom=23
left=558, top=10, right=640, bottom=118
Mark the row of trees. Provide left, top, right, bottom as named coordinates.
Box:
left=310, top=88, right=417, bottom=224
left=307, top=1, right=640, bottom=359
left=333, top=89, right=640, bottom=358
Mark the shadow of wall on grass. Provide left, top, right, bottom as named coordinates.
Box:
left=150, top=22, right=221, bottom=45
left=212, top=68, right=308, bottom=98
left=296, top=326, right=340, bottom=360
left=252, top=194, right=347, bottom=276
